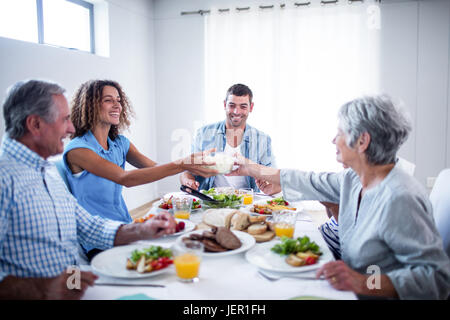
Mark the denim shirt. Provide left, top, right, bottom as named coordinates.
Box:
left=191, top=121, right=276, bottom=191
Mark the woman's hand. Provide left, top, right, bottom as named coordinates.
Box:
left=226, top=153, right=255, bottom=177
left=256, top=179, right=281, bottom=195
left=316, top=260, right=367, bottom=294
left=176, top=148, right=219, bottom=178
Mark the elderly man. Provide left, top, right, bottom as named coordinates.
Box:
left=0, top=80, right=177, bottom=299
left=180, top=83, right=276, bottom=192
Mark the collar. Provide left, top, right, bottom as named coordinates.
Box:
left=86, top=130, right=116, bottom=154
left=218, top=120, right=252, bottom=143
left=1, top=135, right=51, bottom=171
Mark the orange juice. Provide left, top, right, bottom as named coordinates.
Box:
left=174, top=210, right=190, bottom=219
left=242, top=194, right=253, bottom=205
left=275, top=222, right=295, bottom=238
left=174, top=253, right=201, bottom=279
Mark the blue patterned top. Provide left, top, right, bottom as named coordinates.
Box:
left=0, top=136, right=122, bottom=281
left=192, top=121, right=276, bottom=191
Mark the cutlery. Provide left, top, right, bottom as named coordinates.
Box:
left=95, top=282, right=165, bottom=287
left=180, top=185, right=220, bottom=204
left=258, top=270, right=325, bottom=281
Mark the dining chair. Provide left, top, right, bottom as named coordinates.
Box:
left=429, top=168, right=450, bottom=258
left=51, top=159, right=72, bottom=194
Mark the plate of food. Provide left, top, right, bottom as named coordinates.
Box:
left=91, top=244, right=174, bottom=279
left=156, top=192, right=203, bottom=211
left=200, top=188, right=243, bottom=209
left=245, top=236, right=332, bottom=273
left=176, top=228, right=256, bottom=257
left=243, top=197, right=301, bottom=216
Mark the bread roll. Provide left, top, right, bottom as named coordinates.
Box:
left=249, top=216, right=267, bottom=223
left=251, top=230, right=276, bottom=243
left=202, top=209, right=238, bottom=228
left=247, top=223, right=267, bottom=235
left=231, top=212, right=250, bottom=231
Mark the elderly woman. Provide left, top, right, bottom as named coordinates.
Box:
left=229, top=95, right=450, bottom=299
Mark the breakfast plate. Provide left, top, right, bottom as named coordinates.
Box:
left=153, top=192, right=203, bottom=212
left=169, top=219, right=196, bottom=236
left=91, top=243, right=174, bottom=279
left=245, top=240, right=333, bottom=273
left=176, top=230, right=256, bottom=257
left=241, top=199, right=303, bottom=217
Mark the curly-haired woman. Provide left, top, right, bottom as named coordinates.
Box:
left=63, top=80, right=216, bottom=259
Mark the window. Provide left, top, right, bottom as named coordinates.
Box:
left=0, top=0, right=95, bottom=53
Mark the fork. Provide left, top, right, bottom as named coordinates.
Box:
left=258, top=270, right=324, bottom=281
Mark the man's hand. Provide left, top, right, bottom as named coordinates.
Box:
left=256, top=179, right=281, bottom=195
left=141, top=212, right=177, bottom=238
left=226, top=153, right=255, bottom=177
left=44, top=269, right=98, bottom=300
left=180, top=172, right=200, bottom=190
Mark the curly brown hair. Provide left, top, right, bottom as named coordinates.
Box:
left=70, top=80, right=133, bottom=140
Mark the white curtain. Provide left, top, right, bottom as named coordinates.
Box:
left=204, top=2, right=380, bottom=172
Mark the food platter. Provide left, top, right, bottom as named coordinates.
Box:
left=175, top=230, right=256, bottom=257
left=245, top=240, right=332, bottom=273
left=241, top=198, right=303, bottom=217
left=153, top=192, right=203, bottom=212
left=91, top=243, right=174, bottom=279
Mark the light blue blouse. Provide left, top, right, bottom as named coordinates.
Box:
left=63, top=131, right=131, bottom=231
left=280, top=166, right=450, bottom=299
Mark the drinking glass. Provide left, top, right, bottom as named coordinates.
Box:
left=172, top=197, right=192, bottom=219
left=173, top=241, right=203, bottom=283
left=273, top=210, right=298, bottom=238
left=239, top=188, right=254, bottom=205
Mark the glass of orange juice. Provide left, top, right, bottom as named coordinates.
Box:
left=173, top=241, right=203, bottom=282
left=273, top=210, right=298, bottom=238
left=239, top=188, right=254, bottom=205
left=172, top=197, right=192, bottom=219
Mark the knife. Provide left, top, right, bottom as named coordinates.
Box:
left=95, top=282, right=165, bottom=287
left=180, top=185, right=220, bottom=204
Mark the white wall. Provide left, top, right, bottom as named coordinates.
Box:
left=153, top=0, right=450, bottom=192
left=0, top=0, right=157, bottom=210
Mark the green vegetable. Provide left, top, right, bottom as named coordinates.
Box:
left=201, top=188, right=243, bottom=208
left=130, top=246, right=173, bottom=263
left=271, top=236, right=322, bottom=256
left=267, top=197, right=288, bottom=205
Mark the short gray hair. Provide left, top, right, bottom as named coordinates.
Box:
left=2, top=79, right=66, bottom=139
left=338, top=95, right=412, bottom=165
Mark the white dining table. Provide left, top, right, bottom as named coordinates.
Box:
left=82, top=197, right=357, bottom=301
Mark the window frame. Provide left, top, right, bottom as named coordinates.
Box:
left=35, top=0, right=95, bottom=53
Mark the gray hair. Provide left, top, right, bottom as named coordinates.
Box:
left=2, top=79, right=66, bottom=139
left=338, top=95, right=412, bottom=165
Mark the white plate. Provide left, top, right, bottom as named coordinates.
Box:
left=241, top=199, right=303, bottom=217
left=153, top=193, right=203, bottom=212
left=176, top=230, right=256, bottom=257
left=170, top=219, right=196, bottom=236
left=91, top=243, right=174, bottom=279
left=245, top=240, right=332, bottom=273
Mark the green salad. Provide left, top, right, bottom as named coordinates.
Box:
left=271, top=236, right=322, bottom=256
left=201, top=188, right=243, bottom=208
left=130, top=246, right=172, bottom=264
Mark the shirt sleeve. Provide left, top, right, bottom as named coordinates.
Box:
left=379, top=192, right=450, bottom=300
left=74, top=199, right=123, bottom=250
left=258, top=135, right=276, bottom=168
left=280, top=169, right=342, bottom=203
left=0, top=175, right=11, bottom=282
left=191, top=128, right=203, bottom=153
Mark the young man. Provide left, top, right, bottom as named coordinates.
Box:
left=180, top=83, right=276, bottom=191
left=0, top=80, right=181, bottom=299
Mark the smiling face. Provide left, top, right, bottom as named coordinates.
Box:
left=98, top=85, right=122, bottom=126
left=224, top=94, right=253, bottom=129
left=38, top=94, right=75, bottom=158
